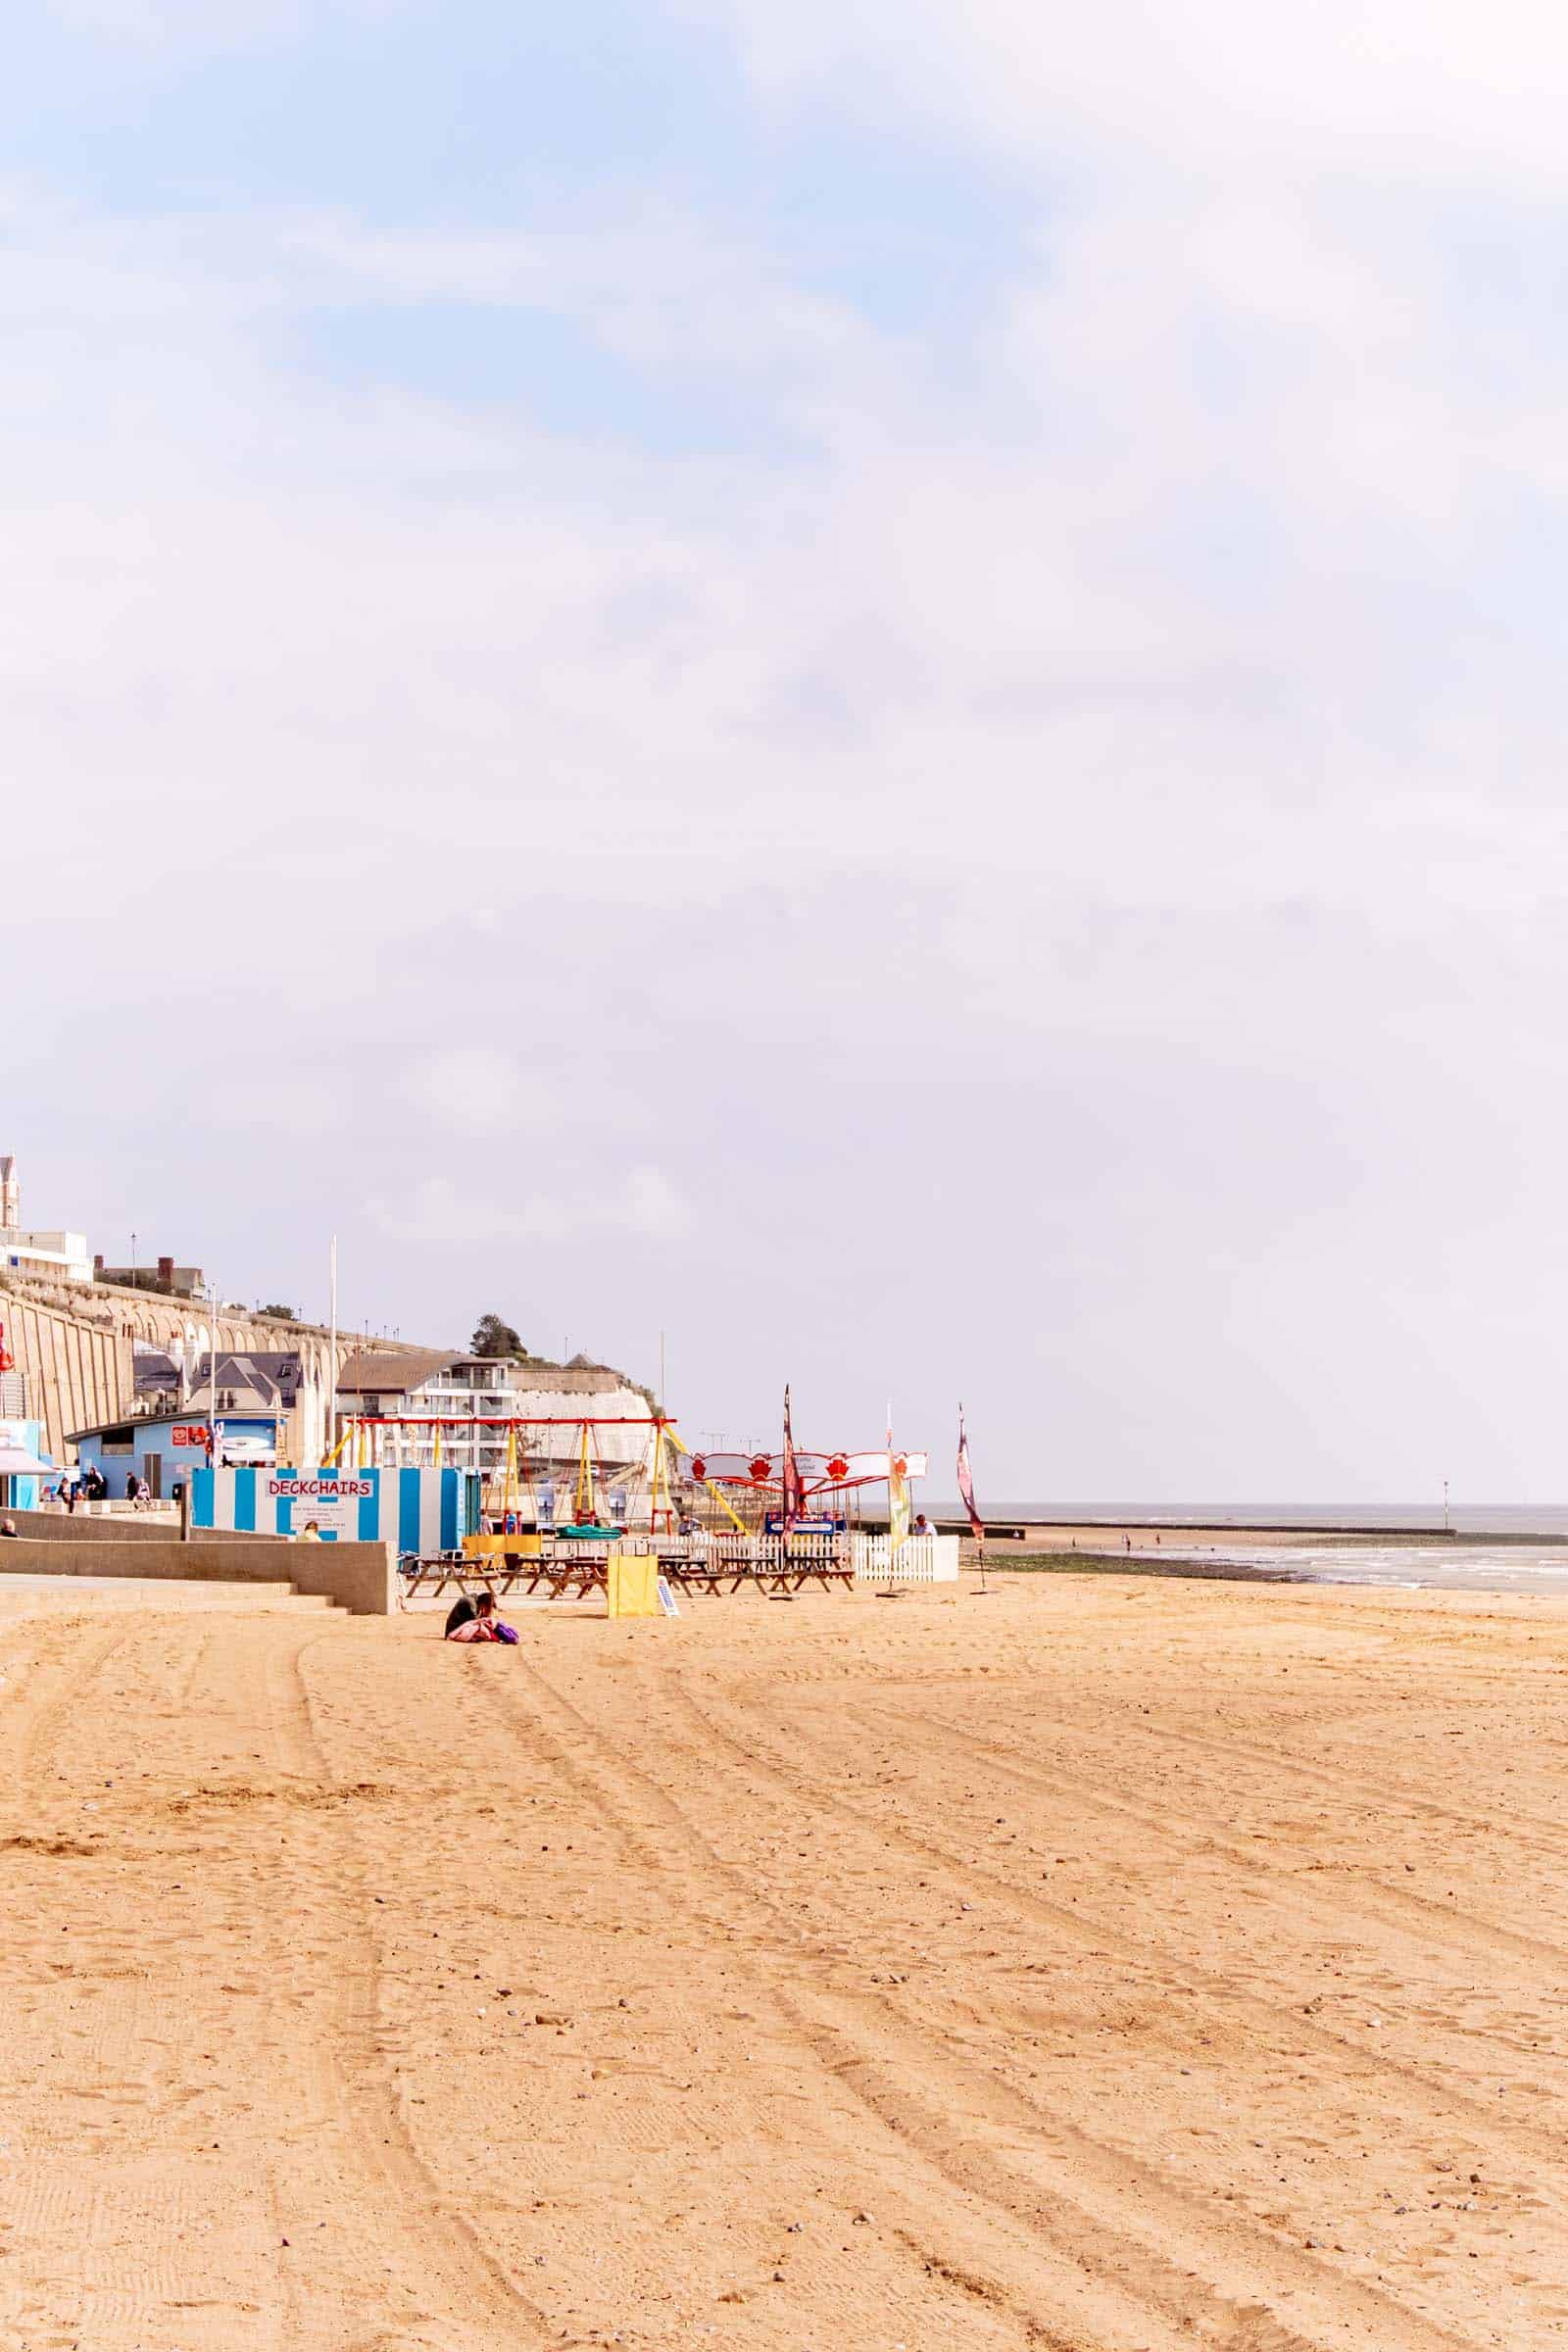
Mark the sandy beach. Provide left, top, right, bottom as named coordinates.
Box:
left=2, top=1570, right=1566, bottom=2350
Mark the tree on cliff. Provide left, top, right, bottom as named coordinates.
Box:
left=470, top=1312, right=526, bottom=1359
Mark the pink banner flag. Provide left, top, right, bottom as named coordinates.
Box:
left=781, top=1385, right=806, bottom=1535
left=956, top=1405, right=985, bottom=1543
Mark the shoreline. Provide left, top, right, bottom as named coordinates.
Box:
left=939, top=1517, right=1561, bottom=1546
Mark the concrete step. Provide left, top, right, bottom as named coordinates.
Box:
left=0, top=1575, right=347, bottom=1619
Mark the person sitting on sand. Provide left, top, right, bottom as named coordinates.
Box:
left=446, top=1591, right=516, bottom=1644
left=444, top=1590, right=480, bottom=1639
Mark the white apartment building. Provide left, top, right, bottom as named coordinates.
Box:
left=1, top=1228, right=93, bottom=1285
left=335, top=1350, right=659, bottom=1485
left=0, top=1156, right=92, bottom=1285
left=336, top=1350, right=527, bottom=1476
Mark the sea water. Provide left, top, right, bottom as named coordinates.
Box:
left=916, top=1500, right=1568, bottom=1592
left=923, top=1499, right=1568, bottom=1537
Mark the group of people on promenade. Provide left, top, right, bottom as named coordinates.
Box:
left=44, top=1469, right=156, bottom=1511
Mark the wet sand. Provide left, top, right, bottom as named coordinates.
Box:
left=995, top=1524, right=1568, bottom=1594
left=998, top=1523, right=1353, bottom=1550
left=2, top=1572, right=1567, bottom=2348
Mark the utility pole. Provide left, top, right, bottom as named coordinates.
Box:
left=327, top=1235, right=338, bottom=1464
left=208, top=1279, right=220, bottom=1459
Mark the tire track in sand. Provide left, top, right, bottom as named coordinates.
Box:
left=450, top=1652, right=1096, bottom=2352
left=689, top=1667, right=1568, bottom=2183
left=259, top=1623, right=548, bottom=2350
left=650, top=1657, right=1514, bottom=2352
left=476, top=1648, right=1483, bottom=2352
left=658, top=1652, right=1568, bottom=2342
left=1104, top=1709, right=1568, bottom=1864
left=874, top=1697, right=1568, bottom=1974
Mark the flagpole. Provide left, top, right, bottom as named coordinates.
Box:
left=959, top=1401, right=991, bottom=1595
left=327, top=1234, right=338, bottom=1467
left=879, top=1400, right=905, bottom=1598
left=781, top=1383, right=796, bottom=1562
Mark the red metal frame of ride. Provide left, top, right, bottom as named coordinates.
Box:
left=349, top=1416, right=672, bottom=1428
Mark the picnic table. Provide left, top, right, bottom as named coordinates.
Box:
left=662, top=1544, right=854, bottom=1596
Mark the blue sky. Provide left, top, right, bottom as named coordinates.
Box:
left=6, top=1, right=1035, bottom=455
left=10, top=1, right=1568, bottom=1496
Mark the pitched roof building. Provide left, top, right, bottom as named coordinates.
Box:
left=335, top=1351, right=658, bottom=1476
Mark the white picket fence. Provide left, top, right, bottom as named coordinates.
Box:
left=703, top=1533, right=842, bottom=1574
left=851, top=1534, right=960, bottom=1583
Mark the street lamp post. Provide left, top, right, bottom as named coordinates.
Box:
left=327, top=1235, right=338, bottom=1465
left=209, top=1281, right=220, bottom=1439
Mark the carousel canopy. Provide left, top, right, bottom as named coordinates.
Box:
left=690, top=1447, right=928, bottom=1489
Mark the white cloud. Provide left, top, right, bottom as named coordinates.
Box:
left=12, top=5, right=1568, bottom=1491
left=399, top=1049, right=562, bottom=1140
left=366, top=1165, right=694, bottom=1246
left=207, top=1072, right=349, bottom=1136
left=49, top=0, right=403, bottom=50
left=618, top=1163, right=693, bottom=1239
left=690, top=0, right=1568, bottom=186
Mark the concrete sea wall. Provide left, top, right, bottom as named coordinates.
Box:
left=0, top=1533, right=397, bottom=1615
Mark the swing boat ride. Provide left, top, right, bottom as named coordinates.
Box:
left=332, top=1402, right=932, bottom=1604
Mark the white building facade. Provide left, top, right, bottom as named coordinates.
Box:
left=0, top=1156, right=92, bottom=1285
left=1, top=1228, right=92, bottom=1285
left=336, top=1350, right=659, bottom=1484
